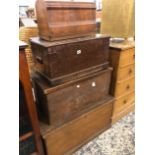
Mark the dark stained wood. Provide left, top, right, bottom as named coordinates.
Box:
left=33, top=68, right=112, bottom=126
left=30, top=35, right=110, bottom=85
left=37, top=63, right=109, bottom=86
left=35, top=0, right=96, bottom=41
left=40, top=96, right=114, bottom=155
left=19, top=41, right=44, bottom=155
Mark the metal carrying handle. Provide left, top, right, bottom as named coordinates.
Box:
left=36, top=56, right=43, bottom=64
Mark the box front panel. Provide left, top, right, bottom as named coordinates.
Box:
left=46, top=69, right=112, bottom=126
left=43, top=98, right=113, bottom=155
left=48, top=37, right=109, bottom=78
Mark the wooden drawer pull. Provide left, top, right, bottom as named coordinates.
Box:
left=128, top=69, right=133, bottom=74
left=133, top=54, right=135, bottom=59
left=126, top=84, right=130, bottom=90
left=123, top=99, right=127, bottom=104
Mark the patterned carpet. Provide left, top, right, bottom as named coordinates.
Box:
left=74, top=112, right=135, bottom=155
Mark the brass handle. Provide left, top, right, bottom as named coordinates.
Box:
left=36, top=56, right=43, bottom=64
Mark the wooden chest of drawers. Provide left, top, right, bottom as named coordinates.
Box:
left=30, top=35, right=110, bottom=85
left=109, top=41, right=135, bottom=123
left=40, top=96, right=114, bottom=155
left=34, top=68, right=112, bottom=127
left=35, top=0, right=96, bottom=41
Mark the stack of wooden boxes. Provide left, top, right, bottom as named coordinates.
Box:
left=31, top=0, right=114, bottom=154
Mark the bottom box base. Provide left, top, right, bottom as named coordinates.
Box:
left=40, top=96, right=114, bottom=155
left=112, top=103, right=135, bottom=124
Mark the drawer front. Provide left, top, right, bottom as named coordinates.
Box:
left=32, top=37, right=109, bottom=79
left=115, top=77, right=135, bottom=97
left=113, top=91, right=135, bottom=115
left=119, top=48, right=135, bottom=67
left=42, top=97, right=114, bottom=155
left=117, top=64, right=135, bottom=81
left=35, top=68, right=112, bottom=126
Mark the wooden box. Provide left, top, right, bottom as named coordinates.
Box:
left=35, top=0, right=96, bottom=41
left=33, top=68, right=112, bottom=126
left=40, top=96, right=114, bottom=155
left=30, top=35, right=110, bottom=85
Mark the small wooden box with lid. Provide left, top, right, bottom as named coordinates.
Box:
left=109, top=40, right=135, bottom=123
left=35, top=0, right=96, bottom=41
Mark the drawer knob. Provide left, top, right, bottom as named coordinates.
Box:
left=123, top=100, right=127, bottom=104
left=126, top=84, right=130, bottom=90
left=77, top=50, right=82, bottom=55
left=128, top=69, right=132, bottom=74
left=133, top=54, right=135, bottom=59
left=76, top=85, right=80, bottom=88
left=91, top=82, right=96, bottom=87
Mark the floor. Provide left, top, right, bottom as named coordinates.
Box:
left=74, top=112, right=135, bottom=155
